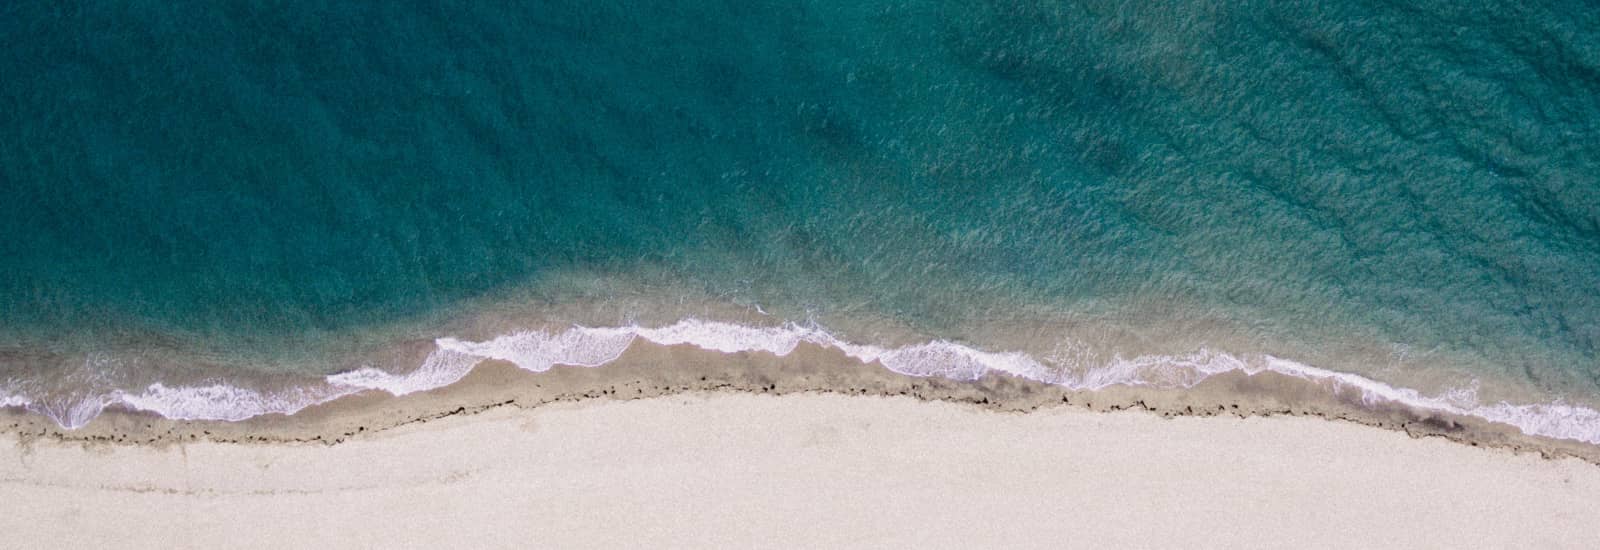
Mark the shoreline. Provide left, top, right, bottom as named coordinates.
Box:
left=6, top=338, right=1600, bottom=464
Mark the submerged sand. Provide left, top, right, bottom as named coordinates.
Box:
left=3, top=391, right=1599, bottom=548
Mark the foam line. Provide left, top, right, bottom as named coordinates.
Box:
left=327, top=349, right=485, bottom=396
left=118, top=383, right=351, bottom=423
left=0, top=384, right=27, bottom=410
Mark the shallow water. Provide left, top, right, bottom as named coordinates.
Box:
left=1, top=2, right=1598, bottom=438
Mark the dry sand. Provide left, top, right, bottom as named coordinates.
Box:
left=3, top=391, right=1600, bottom=549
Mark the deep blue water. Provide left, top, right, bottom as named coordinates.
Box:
left=2, top=2, right=1598, bottom=422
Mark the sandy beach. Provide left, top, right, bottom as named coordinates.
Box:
left=4, top=390, right=1599, bottom=549
left=4, top=344, right=1600, bottom=548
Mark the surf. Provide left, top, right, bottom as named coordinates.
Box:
left=4, top=317, right=1598, bottom=447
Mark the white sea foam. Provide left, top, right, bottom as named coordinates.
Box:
left=637, top=321, right=807, bottom=355
left=418, top=319, right=1600, bottom=445
left=0, top=382, right=28, bottom=410
left=26, top=393, right=116, bottom=430
left=10, top=317, right=1600, bottom=445
left=118, top=383, right=350, bottom=422
left=327, top=349, right=484, bottom=396
left=438, top=327, right=638, bottom=373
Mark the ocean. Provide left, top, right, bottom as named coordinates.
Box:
left=2, top=1, right=1598, bottom=441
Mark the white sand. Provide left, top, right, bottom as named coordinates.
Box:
left=3, top=392, right=1599, bottom=549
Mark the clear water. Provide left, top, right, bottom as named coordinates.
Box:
left=2, top=2, right=1598, bottom=434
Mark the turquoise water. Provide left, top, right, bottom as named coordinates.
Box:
left=2, top=2, right=1598, bottom=433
